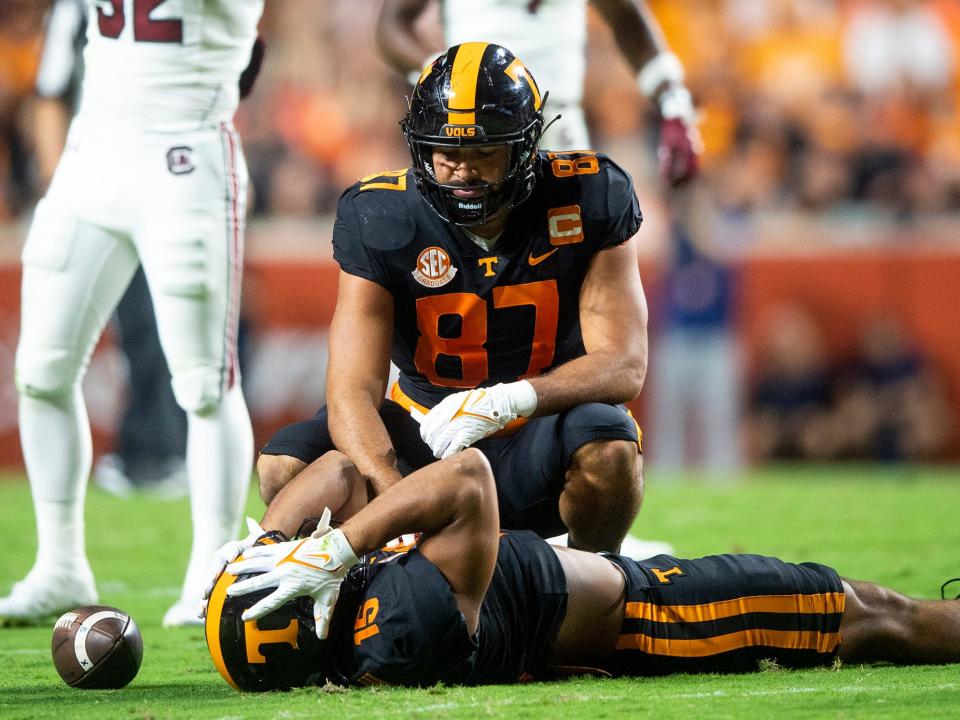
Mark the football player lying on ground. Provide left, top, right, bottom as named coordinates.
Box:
left=205, top=450, right=960, bottom=690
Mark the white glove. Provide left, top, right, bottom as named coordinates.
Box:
left=203, top=516, right=266, bottom=605
left=225, top=516, right=359, bottom=639
left=419, top=381, right=537, bottom=459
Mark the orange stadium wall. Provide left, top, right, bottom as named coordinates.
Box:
left=0, top=250, right=957, bottom=469
left=734, top=251, right=960, bottom=459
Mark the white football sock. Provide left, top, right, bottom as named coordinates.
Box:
left=180, top=384, right=253, bottom=601
left=19, top=387, right=92, bottom=572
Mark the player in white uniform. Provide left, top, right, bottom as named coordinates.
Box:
left=377, top=0, right=700, bottom=185
left=0, top=0, right=264, bottom=627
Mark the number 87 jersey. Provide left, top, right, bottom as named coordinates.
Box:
left=331, top=150, right=643, bottom=409
left=81, top=0, right=264, bottom=129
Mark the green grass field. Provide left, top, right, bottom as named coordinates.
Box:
left=1, top=466, right=959, bottom=719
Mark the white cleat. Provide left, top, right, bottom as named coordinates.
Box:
left=546, top=533, right=675, bottom=561
left=162, top=598, right=204, bottom=628
left=0, top=567, right=97, bottom=626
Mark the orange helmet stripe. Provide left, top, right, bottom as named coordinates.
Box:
left=447, top=42, right=488, bottom=125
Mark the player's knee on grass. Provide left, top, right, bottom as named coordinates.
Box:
left=14, top=345, right=78, bottom=402
left=170, top=365, right=224, bottom=415
left=256, top=453, right=307, bottom=506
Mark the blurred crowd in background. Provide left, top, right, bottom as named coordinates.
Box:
left=3, top=0, right=958, bottom=221
left=0, top=0, right=957, bottom=471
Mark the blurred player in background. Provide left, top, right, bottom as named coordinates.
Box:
left=32, top=0, right=188, bottom=499
left=376, top=0, right=700, bottom=186
left=0, top=0, right=264, bottom=627
left=255, top=43, right=648, bottom=560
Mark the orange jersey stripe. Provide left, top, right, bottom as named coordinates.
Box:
left=624, top=592, right=846, bottom=624
left=390, top=381, right=429, bottom=416
left=389, top=381, right=528, bottom=437
left=615, top=628, right=842, bottom=656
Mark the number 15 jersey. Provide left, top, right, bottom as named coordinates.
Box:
left=332, top=151, right=643, bottom=408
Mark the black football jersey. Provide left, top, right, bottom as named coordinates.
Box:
left=332, top=152, right=643, bottom=407
left=345, top=530, right=568, bottom=687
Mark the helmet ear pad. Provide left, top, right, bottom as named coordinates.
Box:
left=401, top=42, right=545, bottom=227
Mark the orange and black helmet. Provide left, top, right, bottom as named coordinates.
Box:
left=204, top=537, right=370, bottom=692
left=204, top=565, right=328, bottom=692
left=401, top=42, right=546, bottom=227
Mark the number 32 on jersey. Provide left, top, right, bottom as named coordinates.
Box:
left=96, top=0, right=183, bottom=42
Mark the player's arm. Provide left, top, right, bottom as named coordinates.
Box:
left=326, top=271, right=404, bottom=495
left=375, top=0, right=437, bottom=79
left=342, top=449, right=499, bottom=633
left=590, top=0, right=700, bottom=186
left=227, top=449, right=499, bottom=636
left=590, top=0, right=669, bottom=74
left=33, top=0, right=83, bottom=190
left=33, top=97, right=71, bottom=192
left=527, top=236, right=648, bottom=415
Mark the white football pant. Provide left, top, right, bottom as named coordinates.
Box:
left=15, top=115, right=253, bottom=608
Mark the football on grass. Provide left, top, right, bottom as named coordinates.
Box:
left=51, top=605, right=143, bottom=689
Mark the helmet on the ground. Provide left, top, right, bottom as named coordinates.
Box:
left=401, top=42, right=545, bottom=226
left=205, top=567, right=327, bottom=691
left=205, top=554, right=370, bottom=691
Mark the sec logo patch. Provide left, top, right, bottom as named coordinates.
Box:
left=413, top=246, right=458, bottom=288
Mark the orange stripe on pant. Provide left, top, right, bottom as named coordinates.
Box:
left=617, top=591, right=845, bottom=657
left=624, top=591, right=846, bottom=624
left=615, top=628, right=842, bottom=656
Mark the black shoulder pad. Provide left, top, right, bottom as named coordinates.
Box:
left=339, top=172, right=418, bottom=252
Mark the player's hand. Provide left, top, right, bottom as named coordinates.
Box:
left=419, top=381, right=537, bottom=459
left=202, top=516, right=266, bottom=606
left=225, top=520, right=359, bottom=639
left=657, top=86, right=701, bottom=187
